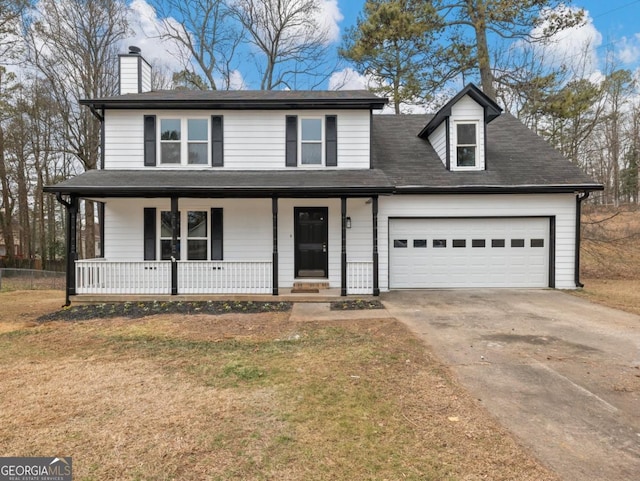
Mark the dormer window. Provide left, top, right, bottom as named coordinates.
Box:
left=456, top=122, right=477, bottom=167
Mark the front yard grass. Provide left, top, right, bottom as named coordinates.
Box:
left=0, top=290, right=558, bottom=481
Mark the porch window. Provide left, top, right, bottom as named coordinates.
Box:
left=159, top=210, right=211, bottom=260
left=160, top=118, right=209, bottom=166
left=187, top=211, right=208, bottom=260
left=160, top=211, right=180, bottom=260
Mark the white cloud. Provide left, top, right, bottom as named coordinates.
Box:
left=123, top=0, right=188, bottom=73
left=317, top=0, right=343, bottom=44
left=227, top=69, right=247, bottom=90
left=617, top=33, right=640, bottom=65
left=328, top=67, right=369, bottom=90
left=531, top=5, right=602, bottom=76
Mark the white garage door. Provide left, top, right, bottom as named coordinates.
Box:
left=389, top=217, right=550, bottom=288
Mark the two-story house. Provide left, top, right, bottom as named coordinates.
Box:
left=45, top=48, right=602, bottom=304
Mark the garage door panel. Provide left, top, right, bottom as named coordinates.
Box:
left=389, top=218, right=550, bottom=288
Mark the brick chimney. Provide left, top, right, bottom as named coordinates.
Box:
left=118, top=46, right=152, bottom=94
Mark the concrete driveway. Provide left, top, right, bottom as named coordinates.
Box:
left=382, top=289, right=640, bottom=481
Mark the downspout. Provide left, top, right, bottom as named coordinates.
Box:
left=55, top=193, right=75, bottom=306
left=575, top=191, right=590, bottom=288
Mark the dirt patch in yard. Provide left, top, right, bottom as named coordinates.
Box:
left=0, top=290, right=559, bottom=481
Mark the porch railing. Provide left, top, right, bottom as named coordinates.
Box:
left=76, top=260, right=171, bottom=294
left=76, top=259, right=369, bottom=296
left=178, top=261, right=272, bottom=294
left=75, top=259, right=272, bottom=295
left=347, top=261, right=374, bottom=295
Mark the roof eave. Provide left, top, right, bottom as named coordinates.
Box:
left=79, top=98, right=388, bottom=111
left=43, top=185, right=395, bottom=198
left=394, top=184, right=604, bottom=194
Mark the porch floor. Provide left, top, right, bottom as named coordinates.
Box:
left=70, top=288, right=377, bottom=305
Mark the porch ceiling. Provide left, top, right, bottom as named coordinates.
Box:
left=44, top=169, right=395, bottom=198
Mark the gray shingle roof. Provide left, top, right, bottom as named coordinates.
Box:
left=44, top=169, right=394, bottom=197
left=371, top=113, right=601, bottom=192
left=45, top=109, right=601, bottom=197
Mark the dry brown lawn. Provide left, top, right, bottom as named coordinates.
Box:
left=2, top=207, right=640, bottom=480
left=578, top=206, right=640, bottom=315
left=0, top=291, right=559, bottom=481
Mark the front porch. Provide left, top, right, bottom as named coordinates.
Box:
left=46, top=169, right=393, bottom=304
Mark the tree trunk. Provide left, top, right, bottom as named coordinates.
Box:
left=16, top=148, right=31, bottom=262
left=467, top=0, right=496, bottom=99
left=0, top=125, right=15, bottom=264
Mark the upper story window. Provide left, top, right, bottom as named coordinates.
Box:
left=286, top=115, right=337, bottom=168
left=456, top=122, right=477, bottom=167
left=301, top=118, right=323, bottom=165
left=160, top=118, right=208, bottom=165
left=145, top=115, right=223, bottom=168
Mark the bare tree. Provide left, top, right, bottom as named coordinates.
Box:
left=0, top=0, right=29, bottom=62
left=26, top=0, right=128, bottom=258
left=230, top=0, right=334, bottom=90
left=149, top=0, right=243, bottom=90
left=0, top=66, right=18, bottom=264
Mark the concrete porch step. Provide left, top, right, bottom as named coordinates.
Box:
left=292, top=281, right=331, bottom=290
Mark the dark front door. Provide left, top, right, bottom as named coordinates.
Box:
left=295, top=207, right=328, bottom=278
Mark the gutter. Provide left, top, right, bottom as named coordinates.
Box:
left=575, top=191, right=590, bottom=288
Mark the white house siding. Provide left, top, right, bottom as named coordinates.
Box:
left=104, top=198, right=272, bottom=262
left=119, top=56, right=140, bottom=95
left=377, top=194, right=578, bottom=290
left=449, top=95, right=486, bottom=171
left=427, top=121, right=447, bottom=166
left=104, top=198, right=144, bottom=260
left=103, top=109, right=371, bottom=170
left=140, top=60, right=152, bottom=93
left=104, top=197, right=375, bottom=289
left=346, top=198, right=373, bottom=263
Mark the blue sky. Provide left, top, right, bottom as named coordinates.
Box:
left=127, top=0, right=640, bottom=90
left=337, top=0, right=640, bottom=71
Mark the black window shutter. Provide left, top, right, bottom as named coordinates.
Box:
left=143, top=207, right=156, bottom=260
left=326, top=115, right=337, bottom=166
left=285, top=115, right=297, bottom=167
left=211, top=208, right=223, bottom=260
left=211, top=115, right=224, bottom=167
left=144, top=115, right=156, bottom=166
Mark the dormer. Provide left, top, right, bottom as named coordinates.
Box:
left=419, top=84, right=502, bottom=171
